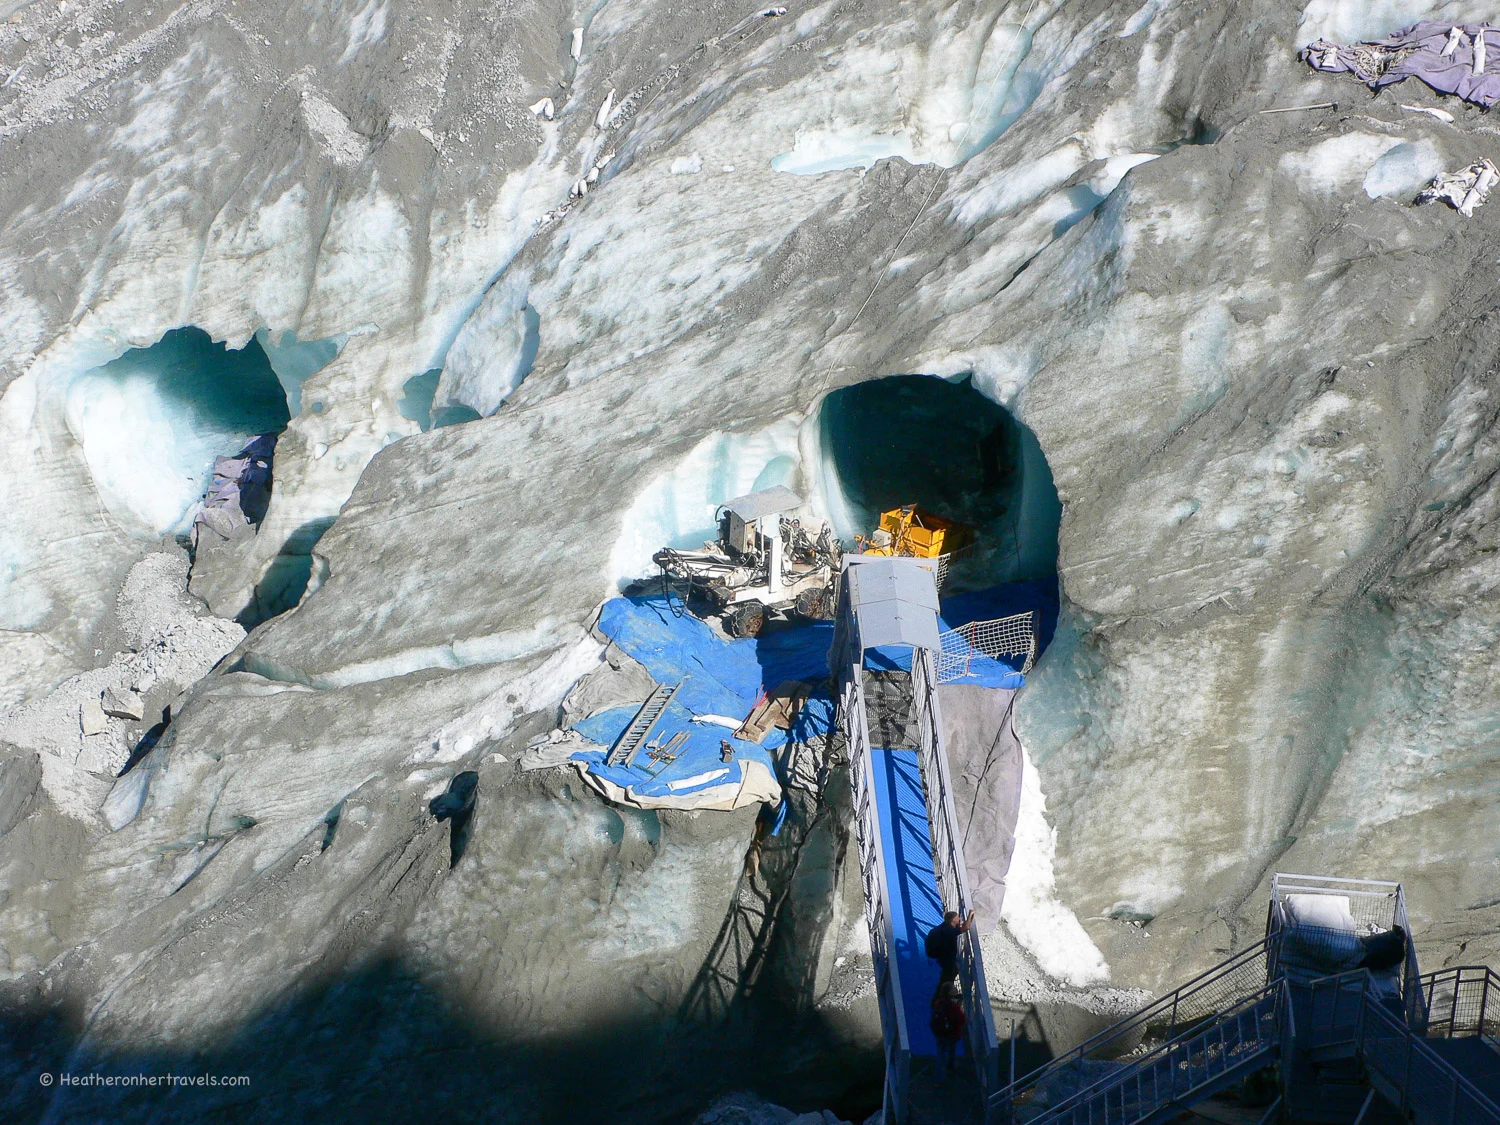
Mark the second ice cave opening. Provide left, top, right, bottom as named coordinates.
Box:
left=816, top=373, right=1060, bottom=594
left=66, top=326, right=341, bottom=540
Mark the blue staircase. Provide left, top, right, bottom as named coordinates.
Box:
left=989, top=876, right=1500, bottom=1125
left=833, top=557, right=1000, bottom=1124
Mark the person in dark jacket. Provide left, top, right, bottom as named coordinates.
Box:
left=930, top=981, right=967, bottom=1075
left=1359, top=924, right=1407, bottom=972
left=925, top=909, right=975, bottom=992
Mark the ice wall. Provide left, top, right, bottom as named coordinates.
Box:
left=768, top=8, right=1040, bottom=173
left=1295, top=0, right=1494, bottom=44
left=438, top=271, right=542, bottom=417
left=254, top=329, right=345, bottom=418
left=607, top=418, right=804, bottom=588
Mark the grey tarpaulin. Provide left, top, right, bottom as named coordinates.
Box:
left=938, top=683, right=1023, bottom=932
left=192, top=434, right=275, bottom=546
left=1302, top=22, right=1500, bottom=108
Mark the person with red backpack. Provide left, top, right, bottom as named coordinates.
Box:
left=930, top=981, right=967, bottom=1075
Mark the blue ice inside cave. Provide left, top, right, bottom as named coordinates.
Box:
left=64, top=327, right=339, bottom=539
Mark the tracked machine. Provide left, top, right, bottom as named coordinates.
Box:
left=652, top=486, right=841, bottom=637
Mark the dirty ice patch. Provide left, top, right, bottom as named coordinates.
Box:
left=607, top=417, right=803, bottom=588
left=1296, top=0, right=1492, bottom=46
left=1001, top=745, right=1110, bottom=986
left=1279, top=132, right=1404, bottom=195
left=1363, top=140, right=1444, bottom=199
left=339, top=0, right=389, bottom=66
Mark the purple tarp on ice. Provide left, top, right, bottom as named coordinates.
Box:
left=1303, top=22, right=1500, bottom=108
left=193, top=434, right=276, bottom=542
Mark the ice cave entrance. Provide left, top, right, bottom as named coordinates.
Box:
left=817, top=374, right=1060, bottom=595
left=67, top=326, right=332, bottom=540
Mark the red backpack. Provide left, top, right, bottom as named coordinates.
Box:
left=930, top=998, right=966, bottom=1039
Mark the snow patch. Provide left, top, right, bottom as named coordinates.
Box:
left=1001, top=745, right=1110, bottom=987
left=669, top=153, right=703, bottom=175
left=1091, top=152, right=1160, bottom=196
left=1279, top=133, right=1404, bottom=195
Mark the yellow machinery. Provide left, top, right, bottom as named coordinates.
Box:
left=859, top=504, right=972, bottom=559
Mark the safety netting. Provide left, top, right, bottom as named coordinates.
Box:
left=937, top=612, right=1037, bottom=682
left=864, top=578, right=1059, bottom=687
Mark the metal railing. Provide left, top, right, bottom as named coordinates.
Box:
left=984, top=871, right=1496, bottom=1125
left=1421, top=966, right=1500, bottom=1045
left=1267, top=872, right=1425, bottom=1029
left=1303, top=968, right=1500, bottom=1125
left=839, top=669, right=911, bottom=1121
left=990, top=937, right=1275, bottom=1115
left=910, top=646, right=1001, bottom=1101
left=1025, top=985, right=1281, bottom=1125
left=833, top=566, right=999, bottom=1123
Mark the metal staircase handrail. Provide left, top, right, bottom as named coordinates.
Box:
left=1306, top=967, right=1500, bottom=1124
left=1419, top=965, right=1500, bottom=1043
left=990, top=935, right=1275, bottom=1110
left=838, top=668, right=912, bottom=1120
left=833, top=560, right=1000, bottom=1123
left=910, top=645, right=1001, bottom=1099
left=1024, top=983, right=1281, bottom=1125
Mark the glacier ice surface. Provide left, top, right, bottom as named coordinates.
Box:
left=1364, top=140, right=1445, bottom=199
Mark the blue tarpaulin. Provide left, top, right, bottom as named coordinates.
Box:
left=568, top=581, right=1057, bottom=806
left=593, top=595, right=833, bottom=720
left=568, top=596, right=837, bottom=807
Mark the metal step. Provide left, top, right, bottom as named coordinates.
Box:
left=606, top=680, right=683, bottom=767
